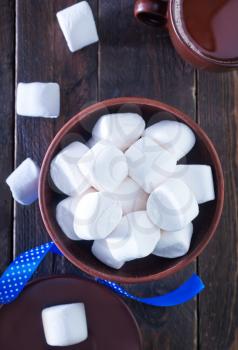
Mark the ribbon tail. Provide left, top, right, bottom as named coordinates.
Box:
left=136, top=274, right=205, bottom=306
left=97, top=274, right=205, bottom=307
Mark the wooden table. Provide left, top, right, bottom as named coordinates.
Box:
left=0, top=1, right=237, bottom=349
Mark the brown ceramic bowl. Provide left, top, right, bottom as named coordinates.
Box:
left=39, top=97, right=224, bottom=284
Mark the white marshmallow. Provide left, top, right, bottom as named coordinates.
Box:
left=153, top=223, right=193, bottom=258
left=16, top=82, right=60, bottom=118
left=147, top=178, right=199, bottom=231
left=125, top=137, right=177, bottom=193
left=105, top=177, right=148, bottom=214
left=56, top=1, right=99, bottom=52
left=6, top=158, right=40, bottom=205
left=42, top=303, right=88, bottom=347
left=92, top=211, right=160, bottom=269
left=74, top=192, right=122, bottom=240
left=92, top=240, right=125, bottom=270
left=172, top=165, right=215, bottom=204
left=56, top=188, right=95, bottom=240
left=144, top=120, right=196, bottom=160
left=92, top=113, right=145, bottom=151
left=50, top=142, right=90, bottom=196
left=78, top=141, right=128, bottom=192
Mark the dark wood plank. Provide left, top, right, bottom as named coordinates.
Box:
left=15, top=0, right=98, bottom=275
left=98, top=1, right=197, bottom=349
left=0, top=0, right=15, bottom=273
left=197, top=71, right=238, bottom=350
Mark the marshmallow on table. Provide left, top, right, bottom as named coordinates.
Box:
left=42, top=303, right=88, bottom=347
left=78, top=141, right=128, bottom=192
left=147, top=178, right=199, bottom=231
left=56, top=188, right=95, bottom=240
left=50, top=141, right=90, bottom=196
left=92, top=113, right=145, bottom=151
left=6, top=158, right=40, bottom=205
left=74, top=191, right=122, bottom=240
left=16, top=82, right=60, bottom=118
left=153, top=223, right=193, bottom=258
left=125, top=137, right=177, bottom=193
left=56, top=1, right=99, bottom=52
left=106, top=177, right=148, bottom=214
left=144, top=120, right=196, bottom=160
left=172, top=164, right=215, bottom=204
left=92, top=211, right=160, bottom=269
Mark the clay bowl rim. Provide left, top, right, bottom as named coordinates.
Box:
left=39, top=97, right=224, bottom=284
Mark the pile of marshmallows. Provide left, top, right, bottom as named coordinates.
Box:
left=50, top=113, right=215, bottom=269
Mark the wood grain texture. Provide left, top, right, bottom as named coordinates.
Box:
left=98, top=1, right=197, bottom=349
left=15, top=0, right=98, bottom=275
left=1, top=1, right=236, bottom=349
left=0, top=0, right=15, bottom=273
left=197, top=71, right=238, bottom=350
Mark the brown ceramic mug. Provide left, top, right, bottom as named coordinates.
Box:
left=134, top=0, right=238, bottom=71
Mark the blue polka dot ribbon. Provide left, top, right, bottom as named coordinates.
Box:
left=96, top=274, right=204, bottom=306
left=0, top=242, right=61, bottom=304
left=0, top=242, right=204, bottom=306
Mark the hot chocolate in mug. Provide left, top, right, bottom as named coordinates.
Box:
left=134, top=0, right=238, bottom=71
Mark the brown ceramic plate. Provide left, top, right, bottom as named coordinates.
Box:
left=39, top=97, right=224, bottom=283
left=0, top=276, right=142, bottom=350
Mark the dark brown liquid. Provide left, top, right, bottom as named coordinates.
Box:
left=182, top=0, right=238, bottom=61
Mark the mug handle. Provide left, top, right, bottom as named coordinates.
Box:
left=134, top=0, right=168, bottom=27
